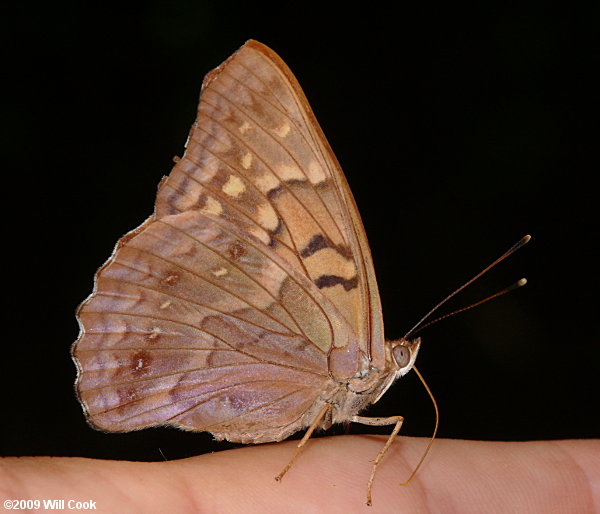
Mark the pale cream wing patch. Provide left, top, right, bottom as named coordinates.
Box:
left=156, top=41, right=383, bottom=368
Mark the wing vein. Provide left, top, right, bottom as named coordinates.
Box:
left=202, top=89, right=346, bottom=248
left=82, top=309, right=276, bottom=367
left=80, top=338, right=326, bottom=394
left=170, top=211, right=339, bottom=350
left=96, top=380, right=317, bottom=429
left=195, top=110, right=338, bottom=263
left=156, top=218, right=316, bottom=343
left=189, top=124, right=312, bottom=279
left=170, top=138, right=300, bottom=258
left=101, top=263, right=288, bottom=333
left=230, top=55, right=350, bottom=241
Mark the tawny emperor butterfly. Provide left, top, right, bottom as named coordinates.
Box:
left=72, top=40, right=527, bottom=504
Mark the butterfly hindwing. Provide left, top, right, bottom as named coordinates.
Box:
left=75, top=208, right=347, bottom=437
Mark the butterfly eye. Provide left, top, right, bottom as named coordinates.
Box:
left=393, top=345, right=411, bottom=368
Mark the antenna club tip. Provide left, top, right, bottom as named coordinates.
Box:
left=522, top=234, right=532, bottom=243
left=518, top=278, right=527, bottom=286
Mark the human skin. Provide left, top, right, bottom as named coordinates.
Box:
left=1, top=436, right=598, bottom=513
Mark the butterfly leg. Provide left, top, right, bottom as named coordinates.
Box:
left=351, top=414, right=404, bottom=506
left=275, top=403, right=331, bottom=482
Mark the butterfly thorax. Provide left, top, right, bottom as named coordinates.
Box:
left=320, top=337, right=421, bottom=428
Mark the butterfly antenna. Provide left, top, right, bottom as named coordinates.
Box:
left=412, top=278, right=527, bottom=336
left=400, top=365, right=438, bottom=485
left=403, top=235, right=531, bottom=340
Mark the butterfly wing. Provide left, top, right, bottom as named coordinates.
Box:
left=156, top=40, right=385, bottom=371
left=74, top=207, right=360, bottom=440
left=73, top=40, right=383, bottom=440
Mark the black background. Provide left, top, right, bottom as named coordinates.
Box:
left=2, top=3, right=597, bottom=462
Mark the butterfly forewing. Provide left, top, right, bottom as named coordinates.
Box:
left=155, top=41, right=384, bottom=366
left=73, top=40, right=384, bottom=441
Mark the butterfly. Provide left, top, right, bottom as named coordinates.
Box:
left=72, top=40, right=430, bottom=505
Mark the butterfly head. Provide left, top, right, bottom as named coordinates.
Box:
left=390, top=338, right=421, bottom=377
left=366, top=338, right=422, bottom=405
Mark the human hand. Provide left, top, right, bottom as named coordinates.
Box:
left=2, top=436, right=597, bottom=513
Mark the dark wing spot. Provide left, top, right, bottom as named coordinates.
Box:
left=193, top=193, right=208, bottom=211
left=227, top=242, right=246, bottom=260
left=227, top=394, right=247, bottom=412
left=130, top=350, right=152, bottom=376
left=206, top=350, right=217, bottom=367
left=267, top=179, right=307, bottom=201
left=266, top=185, right=283, bottom=200
left=315, top=274, right=359, bottom=291
left=335, top=243, right=353, bottom=260
left=301, top=234, right=329, bottom=257
left=162, top=271, right=180, bottom=286
left=300, top=233, right=353, bottom=260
